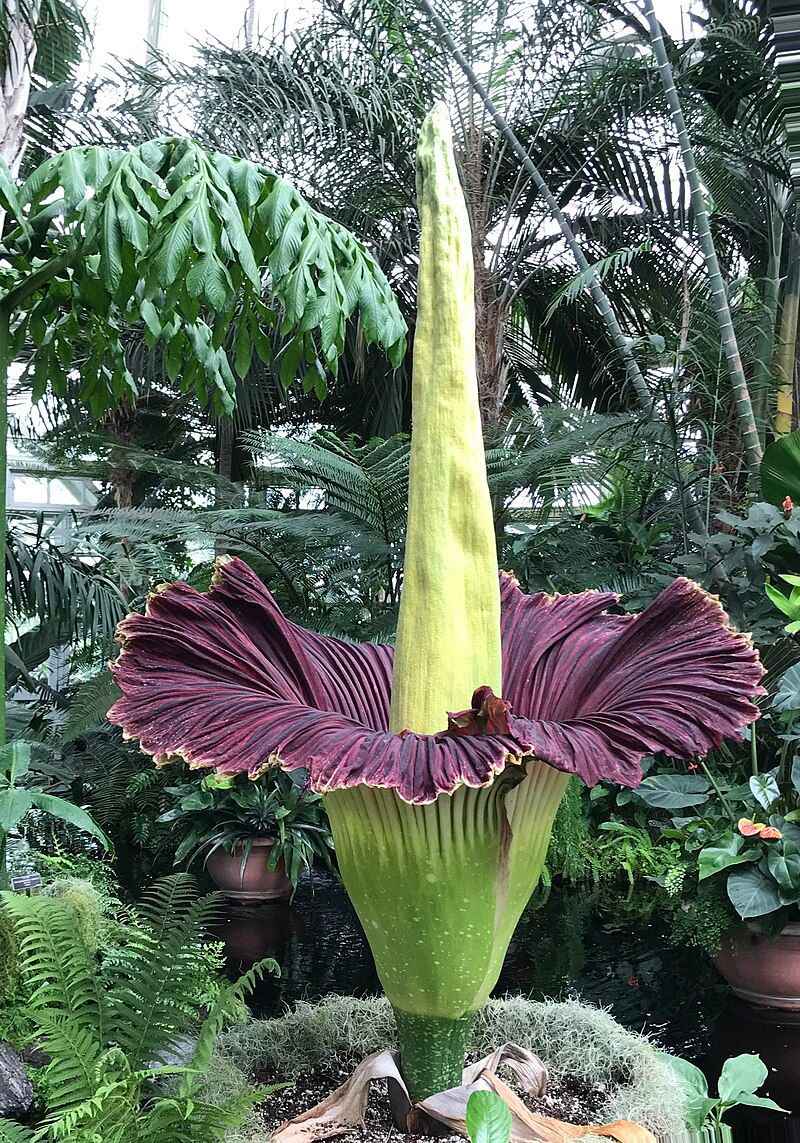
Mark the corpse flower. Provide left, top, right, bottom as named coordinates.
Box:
left=109, top=105, right=764, bottom=1111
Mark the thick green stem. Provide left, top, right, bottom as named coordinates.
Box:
left=642, top=0, right=762, bottom=482
left=394, top=1009, right=473, bottom=1103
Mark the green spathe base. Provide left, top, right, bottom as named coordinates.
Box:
left=394, top=1008, right=475, bottom=1103
left=325, top=762, right=569, bottom=1020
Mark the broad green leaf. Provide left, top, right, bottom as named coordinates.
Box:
left=718, top=1054, right=768, bottom=1101
left=635, top=773, right=711, bottom=810
left=113, top=185, right=148, bottom=252
left=699, top=836, right=759, bottom=881
left=773, top=665, right=800, bottom=713
left=657, top=1053, right=714, bottom=1129
left=766, top=847, right=800, bottom=891
left=61, top=148, right=87, bottom=209
left=191, top=200, right=215, bottom=254
left=154, top=207, right=194, bottom=284
left=0, top=157, right=30, bottom=235
left=765, top=581, right=795, bottom=618
left=792, top=756, right=800, bottom=795
left=30, top=793, right=111, bottom=851
left=100, top=200, right=123, bottom=291
left=750, top=770, right=781, bottom=811
left=0, top=789, right=34, bottom=832
left=727, top=867, right=783, bottom=918
left=733, top=1092, right=789, bottom=1113
left=8, top=741, right=30, bottom=785
left=234, top=319, right=253, bottom=379
left=140, top=298, right=162, bottom=339
left=465, top=1091, right=512, bottom=1143
left=762, top=430, right=800, bottom=505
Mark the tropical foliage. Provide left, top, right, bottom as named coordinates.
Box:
left=160, top=769, right=334, bottom=889
left=0, top=875, right=278, bottom=1141
left=2, top=0, right=800, bottom=1137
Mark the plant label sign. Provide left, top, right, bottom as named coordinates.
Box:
left=10, top=873, right=43, bottom=893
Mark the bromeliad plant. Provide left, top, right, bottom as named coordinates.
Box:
left=109, top=106, right=764, bottom=1110
left=160, top=769, right=334, bottom=889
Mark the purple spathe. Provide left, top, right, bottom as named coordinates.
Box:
left=109, top=557, right=765, bottom=805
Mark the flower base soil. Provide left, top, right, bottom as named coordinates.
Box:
left=256, top=1056, right=608, bottom=1141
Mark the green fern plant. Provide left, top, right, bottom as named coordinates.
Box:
left=1, top=875, right=278, bottom=1141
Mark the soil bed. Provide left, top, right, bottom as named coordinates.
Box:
left=255, top=1056, right=609, bottom=1142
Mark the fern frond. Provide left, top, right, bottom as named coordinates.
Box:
left=61, top=671, right=121, bottom=743
left=29, top=1013, right=103, bottom=1117
left=2, top=895, right=105, bottom=1037
left=34, top=1073, right=140, bottom=1142
left=0, top=1123, right=34, bottom=1142
left=105, top=876, right=222, bottom=1069
left=182, top=956, right=279, bottom=1088
left=139, top=1089, right=269, bottom=1141
left=543, top=239, right=653, bottom=323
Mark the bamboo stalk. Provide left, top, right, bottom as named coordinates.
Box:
left=641, top=0, right=763, bottom=480
left=753, top=183, right=786, bottom=442
left=775, top=230, right=800, bottom=435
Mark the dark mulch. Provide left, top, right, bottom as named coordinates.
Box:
left=255, top=1056, right=609, bottom=1142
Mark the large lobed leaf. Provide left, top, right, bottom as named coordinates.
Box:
left=1, top=138, right=407, bottom=418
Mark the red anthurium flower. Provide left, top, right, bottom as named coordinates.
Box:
left=760, top=826, right=783, bottom=840
left=738, top=818, right=782, bottom=840
left=784, top=496, right=794, bottom=514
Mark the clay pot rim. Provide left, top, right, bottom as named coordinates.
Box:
left=745, top=921, right=800, bottom=938
left=223, top=835, right=277, bottom=850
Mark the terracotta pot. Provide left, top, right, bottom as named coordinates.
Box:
left=215, top=902, right=293, bottom=961
left=205, top=837, right=292, bottom=901
left=715, top=923, right=800, bottom=1010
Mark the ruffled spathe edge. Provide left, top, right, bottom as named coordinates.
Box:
left=108, top=557, right=765, bottom=805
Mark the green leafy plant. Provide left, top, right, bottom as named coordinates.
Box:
left=765, top=574, right=800, bottom=634
left=1, top=874, right=279, bottom=1141
left=160, top=769, right=334, bottom=889
left=0, top=741, right=109, bottom=887
left=466, top=1090, right=512, bottom=1143
left=662, top=1052, right=787, bottom=1130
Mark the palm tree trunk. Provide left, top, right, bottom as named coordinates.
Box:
left=775, top=230, right=800, bottom=435
left=0, top=0, right=40, bottom=249
left=416, top=0, right=654, bottom=418
left=641, top=0, right=762, bottom=481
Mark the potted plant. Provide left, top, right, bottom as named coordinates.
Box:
left=160, top=769, right=334, bottom=901
left=599, top=656, right=800, bottom=1009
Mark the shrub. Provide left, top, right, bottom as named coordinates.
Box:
left=40, top=877, right=108, bottom=955
left=2, top=875, right=278, bottom=1141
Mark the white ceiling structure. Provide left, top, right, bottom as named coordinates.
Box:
left=88, top=0, right=694, bottom=70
